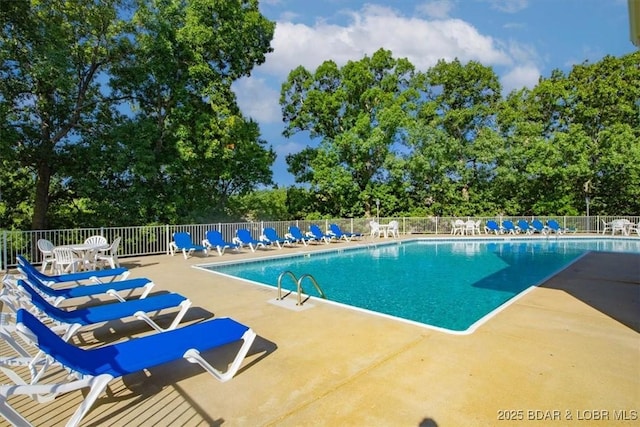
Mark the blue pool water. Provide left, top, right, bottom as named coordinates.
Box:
left=203, top=238, right=640, bottom=333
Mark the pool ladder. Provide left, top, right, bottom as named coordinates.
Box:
left=277, top=271, right=326, bottom=306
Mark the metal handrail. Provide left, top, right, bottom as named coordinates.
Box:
left=276, top=270, right=327, bottom=306
left=296, top=274, right=326, bottom=306
left=276, top=270, right=298, bottom=301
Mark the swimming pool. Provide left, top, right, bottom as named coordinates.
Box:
left=201, top=238, right=640, bottom=333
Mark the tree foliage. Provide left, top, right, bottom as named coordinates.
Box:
left=281, top=51, right=640, bottom=219
left=281, top=48, right=416, bottom=217
left=0, top=0, right=275, bottom=229
left=2, top=3, right=637, bottom=229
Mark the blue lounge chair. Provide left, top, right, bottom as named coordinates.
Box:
left=501, top=220, right=517, bottom=235
left=261, top=227, right=292, bottom=249
left=0, top=278, right=188, bottom=367
left=285, top=226, right=314, bottom=246
left=546, top=219, right=566, bottom=234
left=170, top=232, right=208, bottom=259
left=202, top=230, right=240, bottom=256
left=484, top=220, right=501, bottom=235
left=234, top=228, right=269, bottom=252
left=16, top=255, right=130, bottom=285
left=308, top=224, right=333, bottom=244
left=17, top=267, right=155, bottom=306
left=328, top=223, right=362, bottom=241
left=531, top=219, right=547, bottom=234
left=516, top=220, right=534, bottom=234
left=13, top=278, right=192, bottom=340
left=0, top=309, right=256, bottom=427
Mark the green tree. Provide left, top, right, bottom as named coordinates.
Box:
left=281, top=48, right=416, bottom=217
left=405, top=59, right=503, bottom=215
left=67, top=0, right=276, bottom=225
left=565, top=53, right=640, bottom=215
left=496, top=52, right=640, bottom=216
left=0, top=0, right=275, bottom=229
left=229, top=187, right=289, bottom=221
left=0, top=0, right=132, bottom=229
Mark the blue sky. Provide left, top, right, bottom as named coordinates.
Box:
left=232, top=0, right=637, bottom=187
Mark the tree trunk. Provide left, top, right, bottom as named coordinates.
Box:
left=31, top=162, right=52, bottom=230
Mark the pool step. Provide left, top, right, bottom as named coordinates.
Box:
left=268, top=297, right=315, bottom=312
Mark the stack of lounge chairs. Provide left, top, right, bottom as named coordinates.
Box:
left=0, top=256, right=257, bottom=427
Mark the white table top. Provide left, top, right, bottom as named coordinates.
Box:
left=56, top=243, right=109, bottom=251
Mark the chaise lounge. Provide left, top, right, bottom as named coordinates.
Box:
left=307, top=224, right=334, bottom=244
left=17, top=262, right=155, bottom=306
left=11, top=278, right=192, bottom=340
left=285, top=226, right=314, bottom=246
left=169, top=232, right=208, bottom=259
left=261, top=227, right=292, bottom=249
left=0, top=309, right=256, bottom=427
left=234, top=228, right=269, bottom=252
left=16, top=255, right=130, bottom=286
left=328, top=223, right=363, bottom=241
left=202, top=230, right=240, bottom=256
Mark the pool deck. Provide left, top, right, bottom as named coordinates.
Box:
left=1, top=235, right=639, bottom=426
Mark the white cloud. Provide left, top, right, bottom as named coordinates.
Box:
left=505, top=39, right=539, bottom=64
left=416, top=0, right=456, bottom=19
left=278, top=10, right=299, bottom=22
left=485, top=0, right=529, bottom=14
left=275, top=139, right=306, bottom=157
left=501, top=64, right=540, bottom=93
left=263, top=4, right=512, bottom=78
left=238, top=3, right=543, bottom=138
left=232, top=77, right=281, bottom=124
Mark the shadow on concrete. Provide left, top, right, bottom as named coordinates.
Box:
left=538, top=251, right=640, bottom=333
left=85, top=335, right=277, bottom=426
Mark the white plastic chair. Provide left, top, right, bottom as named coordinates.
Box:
left=84, top=235, right=107, bottom=246
left=387, top=220, right=399, bottom=238
left=52, top=247, right=83, bottom=274
left=96, top=236, right=121, bottom=269
left=464, top=220, right=476, bottom=235
left=610, top=219, right=628, bottom=235
left=369, top=221, right=381, bottom=238
left=451, top=219, right=465, bottom=235
left=36, top=239, right=55, bottom=273
left=449, top=221, right=457, bottom=235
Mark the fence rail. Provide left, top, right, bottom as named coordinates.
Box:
left=1, top=215, right=638, bottom=271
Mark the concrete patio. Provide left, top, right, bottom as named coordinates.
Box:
left=1, top=236, right=638, bottom=426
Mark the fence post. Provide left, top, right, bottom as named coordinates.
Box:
left=165, top=224, right=170, bottom=255
left=1, top=230, right=5, bottom=271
